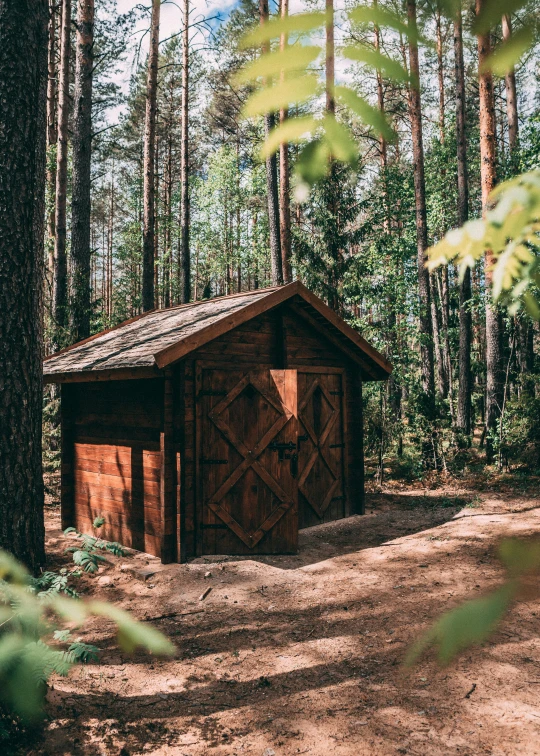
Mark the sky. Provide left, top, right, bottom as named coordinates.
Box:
left=109, top=0, right=239, bottom=121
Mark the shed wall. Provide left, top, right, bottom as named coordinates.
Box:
left=175, top=305, right=364, bottom=561
left=63, top=379, right=165, bottom=557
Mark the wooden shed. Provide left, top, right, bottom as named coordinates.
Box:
left=44, top=282, right=391, bottom=563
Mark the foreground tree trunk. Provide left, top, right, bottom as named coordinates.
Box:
left=279, top=0, right=292, bottom=283
left=260, top=0, right=283, bottom=287
left=477, top=0, right=503, bottom=462
left=142, top=0, right=160, bottom=310
left=407, top=0, right=436, bottom=417
left=70, top=0, right=94, bottom=341
left=179, top=0, right=190, bottom=303
left=0, top=0, right=48, bottom=572
left=454, top=8, right=472, bottom=438
left=52, top=0, right=71, bottom=349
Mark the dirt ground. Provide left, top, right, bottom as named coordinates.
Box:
left=34, top=484, right=540, bottom=756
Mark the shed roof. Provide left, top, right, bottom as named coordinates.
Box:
left=44, top=281, right=392, bottom=382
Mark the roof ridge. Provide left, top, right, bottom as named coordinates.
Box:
left=150, top=285, right=280, bottom=315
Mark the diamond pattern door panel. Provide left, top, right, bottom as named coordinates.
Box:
left=197, top=369, right=298, bottom=556
left=297, top=372, right=346, bottom=528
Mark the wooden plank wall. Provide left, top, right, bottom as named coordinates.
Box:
left=176, top=306, right=364, bottom=560
left=66, top=378, right=165, bottom=557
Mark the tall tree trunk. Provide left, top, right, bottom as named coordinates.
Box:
left=279, top=0, right=292, bottom=283
left=501, top=15, right=528, bottom=384
left=46, top=0, right=58, bottom=290
left=142, top=0, right=160, bottom=311
left=436, top=8, right=445, bottom=142
left=179, top=0, right=190, bottom=303
left=0, top=0, right=48, bottom=572
left=52, top=0, right=70, bottom=349
left=374, top=0, right=387, bottom=172
left=502, top=14, right=518, bottom=157
left=407, top=0, right=436, bottom=415
left=164, top=130, right=172, bottom=308
left=70, top=0, right=94, bottom=342
left=454, top=8, right=472, bottom=437
left=430, top=274, right=448, bottom=396
left=260, top=0, right=283, bottom=287
left=326, top=0, right=341, bottom=311
left=477, top=0, right=503, bottom=462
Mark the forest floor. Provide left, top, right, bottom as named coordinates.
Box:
left=35, top=478, right=540, bottom=756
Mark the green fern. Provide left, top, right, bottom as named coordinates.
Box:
left=0, top=549, right=175, bottom=723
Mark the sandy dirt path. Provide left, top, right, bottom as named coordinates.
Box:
left=37, top=488, right=540, bottom=756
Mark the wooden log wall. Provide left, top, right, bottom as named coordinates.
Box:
left=65, top=378, right=165, bottom=557
left=175, top=305, right=365, bottom=560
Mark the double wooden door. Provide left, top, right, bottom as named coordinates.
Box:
left=196, top=368, right=345, bottom=555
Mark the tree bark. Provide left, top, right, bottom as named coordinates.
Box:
left=477, top=0, right=503, bottom=462
left=70, top=0, right=94, bottom=341
left=435, top=8, right=445, bottom=142
left=46, top=0, right=58, bottom=287
left=260, top=0, right=283, bottom=287
left=0, top=0, right=48, bottom=572
left=279, top=0, right=292, bottom=284
left=326, top=0, right=341, bottom=312
left=142, top=0, right=160, bottom=311
left=52, top=0, right=71, bottom=349
left=374, top=0, right=387, bottom=173
left=179, top=0, right=190, bottom=303
left=454, top=8, right=472, bottom=437
left=501, top=14, right=518, bottom=156
left=407, top=0, right=436, bottom=412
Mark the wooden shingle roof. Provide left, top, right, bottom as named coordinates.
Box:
left=44, top=281, right=392, bottom=382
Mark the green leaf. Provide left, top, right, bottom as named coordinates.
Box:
left=481, top=26, right=534, bottom=76
left=499, top=539, right=540, bottom=577
left=243, top=75, right=319, bottom=118
left=93, top=516, right=106, bottom=529
left=342, top=45, right=410, bottom=83
left=406, top=585, right=515, bottom=666
left=473, top=0, right=530, bottom=35
left=241, top=11, right=328, bottom=49
left=68, top=641, right=100, bottom=664
left=349, top=6, right=411, bottom=40
left=335, top=85, right=395, bottom=143
left=72, top=550, right=100, bottom=573
left=260, top=116, right=318, bottom=157
left=523, top=290, right=540, bottom=319
left=295, top=139, right=331, bottom=186
left=322, top=115, right=358, bottom=166
left=234, top=45, right=321, bottom=84
left=88, top=601, right=175, bottom=656
left=0, top=550, right=30, bottom=586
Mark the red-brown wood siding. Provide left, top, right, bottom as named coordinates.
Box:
left=65, top=379, right=165, bottom=557
left=175, top=306, right=364, bottom=560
